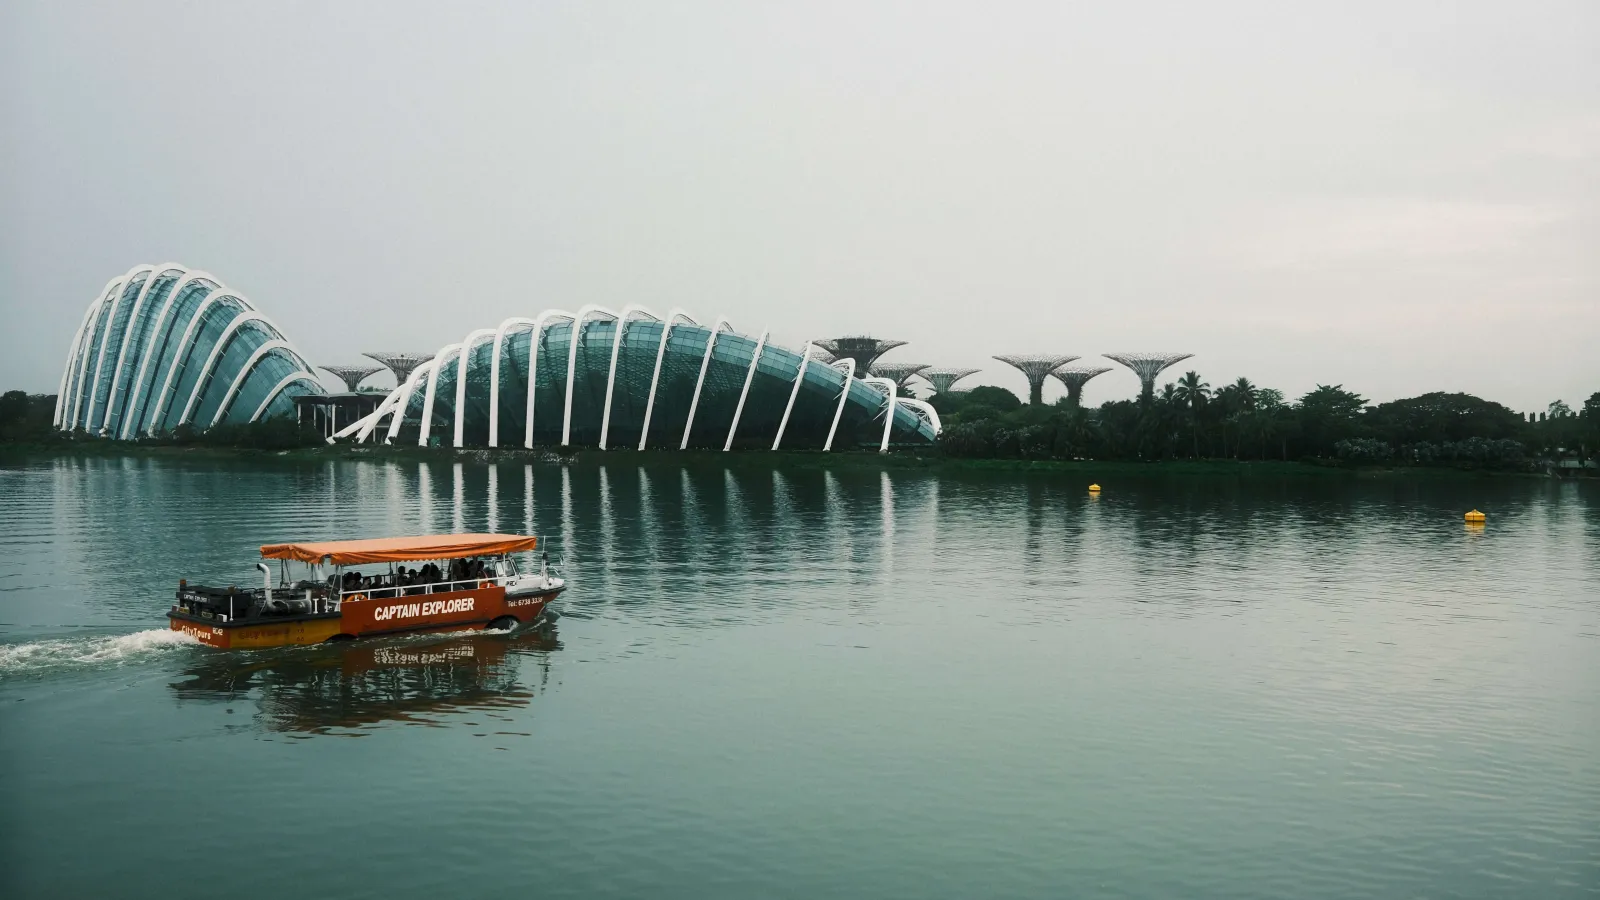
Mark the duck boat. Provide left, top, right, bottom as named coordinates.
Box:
left=168, top=533, right=565, bottom=649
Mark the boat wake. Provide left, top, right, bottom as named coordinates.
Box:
left=0, top=629, right=200, bottom=677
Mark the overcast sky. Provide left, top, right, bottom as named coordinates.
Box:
left=3, top=1, right=1595, bottom=410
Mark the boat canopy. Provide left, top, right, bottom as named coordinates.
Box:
left=260, top=533, right=539, bottom=566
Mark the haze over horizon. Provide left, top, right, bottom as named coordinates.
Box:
left=3, top=1, right=1595, bottom=411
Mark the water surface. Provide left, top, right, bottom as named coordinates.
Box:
left=2, top=456, right=1597, bottom=899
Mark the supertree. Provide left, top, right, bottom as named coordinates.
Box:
left=993, top=355, right=1079, bottom=406
left=318, top=364, right=383, bottom=393
left=868, top=362, right=931, bottom=393
left=1104, top=353, right=1194, bottom=403
left=815, top=336, right=907, bottom=378
left=362, top=352, right=435, bottom=386
left=919, top=367, right=981, bottom=396
left=1049, top=365, right=1112, bottom=408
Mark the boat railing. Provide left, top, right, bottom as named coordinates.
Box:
left=338, top=576, right=506, bottom=602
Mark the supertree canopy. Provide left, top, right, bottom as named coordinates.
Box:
left=362, top=352, right=435, bottom=386
left=1049, top=365, right=1112, bottom=407
left=1104, top=353, right=1193, bottom=402
left=869, top=362, right=931, bottom=393
left=815, top=336, right=907, bottom=378
left=919, top=367, right=981, bottom=396
left=993, top=354, right=1079, bottom=406
left=319, top=364, right=383, bottom=393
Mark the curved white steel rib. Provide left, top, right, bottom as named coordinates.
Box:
left=861, top=376, right=898, bottom=453
left=680, top=318, right=733, bottom=450
left=451, top=328, right=498, bottom=448
left=561, top=305, right=619, bottom=446
left=772, top=341, right=815, bottom=450
left=57, top=276, right=122, bottom=427
left=385, top=360, right=438, bottom=441
left=177, top=312, right=291, bottom=428
left=723, top=330, right=770, bottom=452
left=637, top=309, right=697, bottom=451
left=86, top=266, right=152, bottom=431
left=823, top=359, right=856, bottom=452
left=120, top=270, right=223, bottom=437
left=598, top=307, right=660, bottom=450
left=417, top=345, right=463, bottom=446
left=485, top=312, right=574, bottom=448
left=895, top=397, right=943, bottom=436
left=145, top=289, right=247, bottom=435
left=247, top=372, right=322, bottom=423
left=71, top=274, right=131, bottom=428
left=207, top=340, right=310, bottom=427
left=103, top=264, right=184, bottom=434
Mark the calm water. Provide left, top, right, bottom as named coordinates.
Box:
left=1, top=456, right=1597, bottom=899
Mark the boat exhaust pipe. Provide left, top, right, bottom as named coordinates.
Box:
left=256, top=561, right=271, bottom=594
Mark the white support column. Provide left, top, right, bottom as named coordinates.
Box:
left=247, top=373, right=322, bottom=423
left=599, top=307, right=660, bottom=450
left=385, top=362, right=435, bottom=442
left=146, top=290, right=239, bottom=435
left=723, top=330, right=769, bottom=452
left=71, top=276, right=128, bottom=429
left=86, top=267, right=151, bottom=431
left=177, top=312, right=292, bottom=427
left=637, top=309, right=696, bottom=451
left=104, top=264, right=182, bottom=434
left=56, top=279, right=118, bottom=427
left=680, top=319, right=732, bottom=450
left=862, top=376, right=898, bottom=453
left=119, top=270, right=221, bottom=438
left=417, top=344, right=462, bottom=446
left=823, top=359, right=856, bottom=451
left=561, top=306, right=619, bottom=446
left=451, top=328, right=497, bottom=447
left=772, top=341, right=815, bottom=450
left=487, top=314, right=573, bottom=448
left=208, top=341, right=312, bottom=427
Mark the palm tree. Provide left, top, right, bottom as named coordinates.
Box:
left=1172, top=371, right=1210, bottom=457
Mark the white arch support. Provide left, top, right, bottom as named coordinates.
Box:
left=680, top=319, right=734, bottom=450
left=103, top=264, right=184, bottom=434
left=863, top=376, right=898, bottom=453
left=386, top=360, right=438, bottom=441
left=599, top=307, right=661, bottom=450
left=637, top=309, right=697, bottom=451
left=86, top=266, right=153, bottom=431
left=772, top=341, right=816, bottom=450
left=519, top=312, right=580, bottom=449
left=71, top=274, right=131, bottom=429
left=895, top=397, right=943, bottom=436
left=341, top=380, right=409, bottom=443
left=561, top=306, right=620, bottom=446
left=451, top=328, right=498, bottom=447
left=120, top=270, right=224, bottom=438
left=485, top=312, right=575, bottom=448
left=417, top=344, right=462, bottom=446
left=823, top=359, right=856, bottom=452
left=723, top=329, right=770, bottom=451
left=247, top=372, right=322, bottom=423
left=177, top=311, right=290, bottom=427
left=208, top=340, right=311, bottom=427
left=56, top=275, right=123, bottom=427
left=145, top=289, right=246, bottom=435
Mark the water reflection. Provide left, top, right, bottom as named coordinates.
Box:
left=169, top=626, right=561, bottom=734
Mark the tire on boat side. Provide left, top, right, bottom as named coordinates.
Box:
left=486, top=616, right=519, bottom=632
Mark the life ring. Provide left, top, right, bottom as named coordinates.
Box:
left=348, top=593, right=367, bottom=603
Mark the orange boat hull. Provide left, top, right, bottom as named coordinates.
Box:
left=169, top=583, right=559, bottom=649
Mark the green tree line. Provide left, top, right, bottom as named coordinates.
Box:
left=1, top=391, right=324, bottom=450
left=930, top=375, right=1600, bottom=470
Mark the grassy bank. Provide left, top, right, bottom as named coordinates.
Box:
left=2, top=438, right=1572, bottom=479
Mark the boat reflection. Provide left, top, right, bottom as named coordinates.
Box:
left=170, top=625, right=561, bottom=734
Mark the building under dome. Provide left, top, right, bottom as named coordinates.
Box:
left=55, top=263, right=323, bottom=437
left=336, top=308, right=940, bottom=452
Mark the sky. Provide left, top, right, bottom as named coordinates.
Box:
left=2, top=1, right=1596, bottom=411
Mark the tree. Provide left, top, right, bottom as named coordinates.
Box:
left=1296, top=384, right=1367, bottom=457
left=1172, top=371, right=1210, bottom=457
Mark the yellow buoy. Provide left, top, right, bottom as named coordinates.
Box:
left=1088, top=484, right=1101, bottom=493
left=1464, top=509, right=1486, bottom=523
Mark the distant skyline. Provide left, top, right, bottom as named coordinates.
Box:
left=3, top=1, right=1596, bottom=412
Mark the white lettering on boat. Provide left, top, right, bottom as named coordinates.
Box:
left=372, top=597, right=476, bottom=622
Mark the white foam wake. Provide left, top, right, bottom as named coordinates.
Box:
left=0, top=629, right=200, bottom=676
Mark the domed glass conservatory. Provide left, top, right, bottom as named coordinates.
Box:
left=54, top=263, right=323, bottom=437
left=339, top=307, right=940, bottom=451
